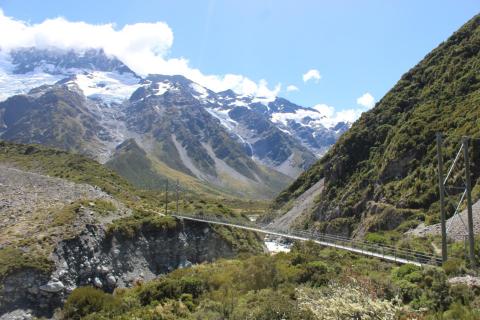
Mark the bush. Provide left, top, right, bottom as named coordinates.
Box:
left=137, top=276, right=207, bottom=306
left=395, top=279, right=421, bottom=303
left=449, top=284, right=475, bottom=305
left=62, top=287, right=118, bottom=320
left=441, top=303, right=480, bottom=320
left=391, top=264, right=421, bottom=281
left=179, top=276, right=206, bottom=298
left=442, top=258, right=466, bottom=276
left=416, top=267, right=451, bottom=311
left=365, top=232, right=388, bottom=244
left=298, top=261, right=331, bottom=286
left=138, top=278, right=182, bottom=305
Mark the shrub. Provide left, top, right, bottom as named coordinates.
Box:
left=442, top=258, right=466, bottom=276
left=441, top=303, right=480, bottom=320
left=449, top=284, right=475, bottom=305
left=395, top=279, right=421, bottom=303
left=62, top=286, right=117, bottom=319
left=298, top=261, right=331, bottom=286
left=391, top=264, right=421, bottom=281
left=179, top=277, right=207, bottom=298
left=365, top=232, right=388, bottom=244
left=416, top=267, right=451, bottom=311
left=138, top=278, right=182, bottom=306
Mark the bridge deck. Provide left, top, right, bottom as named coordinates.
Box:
left=173, top=214, right=442, bottom=267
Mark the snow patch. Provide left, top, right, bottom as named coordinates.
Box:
left=205, top=108, right=238, bottom=132
left=190, top=83, right=208, bottom=99
left=0, top=52, right=64, bottom=101
left=270, top=108, right=328, bottom=128
left=154, top=81, right=173, bottom=96
left=74, top=71, right=140, bottom=105
left=252, top=96, right=275, bottom=108
left=231, top=99, right=249, bottom=108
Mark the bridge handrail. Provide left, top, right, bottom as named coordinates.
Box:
left=172, top=212, right=443, bottom=266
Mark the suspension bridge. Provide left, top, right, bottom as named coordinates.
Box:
left=172, top=212, right=443, bottom=267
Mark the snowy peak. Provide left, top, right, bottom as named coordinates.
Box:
left=204, top=92, right=350, bottom=157
left=0, top=48, right=141, bottom=104
left=129, top=74, right=216, bottom=104
left=10, top=47, right=136, bottom=75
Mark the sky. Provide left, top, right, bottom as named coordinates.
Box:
left=0, top=0, right=479, bottom=123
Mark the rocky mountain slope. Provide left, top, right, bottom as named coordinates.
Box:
left=272, top=14, right=480, bottom=236
left=0, top=48, right=348, bottom=199
left=0, top=141, right=263, bottom=318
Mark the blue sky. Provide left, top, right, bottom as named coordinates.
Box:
left=1, top=0, right=479, bottom=119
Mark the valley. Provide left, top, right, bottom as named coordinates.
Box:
left=0, top=5, right=480, bottom=320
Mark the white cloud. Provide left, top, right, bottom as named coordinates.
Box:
left=286, top=85, right=299, bottom=92
left=302, top=69, right=321, bottom=83
left=0, top=9, right=280, bottom=98
left=312, top=104, right=361, bottom=127
left=270, top=102, right=362, bottom=130
left=356, top=92, right=375, bottom=109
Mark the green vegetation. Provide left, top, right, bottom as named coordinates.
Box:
left=0, top=141, right=266, bottom=284
left=0, top=197, right=120, bottom=282
left=0, top=141, right=136, bottom=201
left=105, top=139, right=168, bottom=190
left=58, top=241, right=480, bottom=319
left=62, top=286, right=121, bottom=320
left=274, top=14, right=480, bottom=234
left=0, top=247, right=53, bottom=282
left=0, top=140, right=270, bottom=216
left=106, top=210, right=178, bottom=238
left=211, top=225, right=264, bottom=253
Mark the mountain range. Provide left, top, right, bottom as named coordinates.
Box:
left=0, top=47, right=349, bottom=198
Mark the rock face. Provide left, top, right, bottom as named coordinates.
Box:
left=0, top=219, right=238, bottom=318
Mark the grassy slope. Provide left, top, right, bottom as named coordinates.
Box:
left=106, top=138, right=291, bottom=200
left=0, top=141, right=266, bottom=282
left=61, top=241, right=480, bottom=319
left=274, top=14, right=480, bottom=234
left=0, top=140, right=136, bottom=201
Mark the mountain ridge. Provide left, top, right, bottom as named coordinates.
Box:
left=272, top=13, right=480, bottom=235
left=0, top=47, right=350, bottom=199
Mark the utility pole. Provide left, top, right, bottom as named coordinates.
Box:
left=176, top=179, right=179, bottom=214
left=463, top=136, right=476, bottom=268
left=436, top=133, right=448, bottom=263
left=165, top=179, right=169, bottom=215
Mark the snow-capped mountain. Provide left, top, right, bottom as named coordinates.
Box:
left=0, top=48, right=141, bottom=104
left=205, top=93, right=350, bottom=158
left=0, top=48, right=350, bottom=198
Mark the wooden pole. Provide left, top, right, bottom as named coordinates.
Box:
left=436, top=133, right=448, bottom=263
left=463, top=136, right=476, bottom=268
left=165, top=179, right=168, bottom=215
left=176, top=179, right=179, bottom=214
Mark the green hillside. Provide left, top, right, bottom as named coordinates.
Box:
left=0, top=140, right=135, bottom=200
left=60, top=242, right=480, bottom=319
left=0, top=141, right=265, bottom=283
left=274, top=14, right=480, bottom=235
